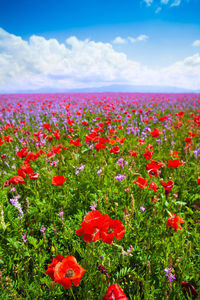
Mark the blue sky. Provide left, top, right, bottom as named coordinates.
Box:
left=0, top=0, right=200, bottom=91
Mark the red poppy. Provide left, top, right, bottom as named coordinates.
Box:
left=143, top=151, right=153, bottom=160
left=53, top=130, right=60, bottom=139
left=182, top=282, right=198, bottom=297
left=76, top=210, right=109, bottom=242
left=110, top=146, right=120, bottom=154
left=148, top=169, right=159, bottom=177
left=148, top=182, right=158, bottom=191
left=21, top=164, right=34, bottom=175
left=146, top=144, right=153, bottom=150
left=17, top=168, right=26, bottom=177
left=197, top=177, right=200, bottom=185
left=42, top=123, right=51, bottom=132
left=129, top=150, right=137, bottom=157
left=166, top=159, right=183, bottom=167
left=103, top=283, right=128, bottom=300
left=16, top=147, right=28, bottom=158
left=101, top=219, right=125, bottom=244
left=45, top=254, right=64, bottom=280
left=138, top=138, right=145, bottom=145
left=52, top=176, right=67, bottom=186
left=185, top=137, right=192, bottom=144
left=29, top=173, right=39, bottom=180
left=70, top=138, right=82, bottom=146
left=150, top=128, right=162, bottom=137
left=9, top=176, right=25, bottom=185
left=134, top=177, right=147, bottom=188
left=46, top=255, right=85, bottom=289
left=4, top=135, right=13, bottom=142
left=146, top=160, right=164, bottom=170
left=166, top=213, right=184, bottom=232
left=161, top=180, right=174, bottom=192
left=95, top=143, right=106, bottom=152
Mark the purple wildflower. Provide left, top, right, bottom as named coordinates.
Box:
left=75, top=163, right=85, bottom=175
left=10, top=195, right=23, bottom=219
left=90, top=202, right=97, bottom=210
left=115, top=174, right=126, bottom=181
left=97, top=168, right=102, bottom=175
left=140, top=204, right=146, bottom=212
left=40, top=225, right=46, bottom=233
left=22, top=234, right=27, bottom=243
left=164, top=267, right=176, bottom=283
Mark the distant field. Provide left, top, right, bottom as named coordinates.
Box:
left=0, top=93, right=199, bottom=299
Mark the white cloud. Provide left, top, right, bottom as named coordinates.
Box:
left=155, top=7, right=162, bottom=13
left=112, top=37, right=126, bottom=44
left=144, top=0, right=154, bottom=6
left=0, top=28, right=199, bottom=91
left=127, top=34, right=149, bottom=43
left=112, top=35, right=148, bottom=44
left=192, top=40, right=200, bottom=47
left=143, top=0, right=183, bottom=8
left=170, top=0, right=181, bottom=6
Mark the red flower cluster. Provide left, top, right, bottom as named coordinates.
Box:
left=76, top=210, right=125, bottom=244
left=182, top=282, right=198, bottom=297
left=52, top=176, right=67, bottom=186
left=166, top=213, right=184, bottom=232
left=103, top=283, right=128, bottom=300
left=9, top=176, right=25, bottom=185
left=134, top=177, right=147, bottom=189
left=166, top=159, right=183, bottom=167
left=161, top=180, right=174, bottom=193
left=150, top=128, right=162, bottom=137
left=110, top=146, right=120, bottom=154
left=45, top=255, right=85, bottom=289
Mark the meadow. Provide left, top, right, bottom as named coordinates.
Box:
left=0, top=92, right=199, bottom=299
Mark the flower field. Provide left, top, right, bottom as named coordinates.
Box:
left=0, top=92, right=200, bottom=299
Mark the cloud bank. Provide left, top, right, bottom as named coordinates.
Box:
left=0, top=28, right=199, bottom=92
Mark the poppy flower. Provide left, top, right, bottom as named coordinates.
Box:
left=146, top=144, right=153, bottom=150
left=16, top=148, right=28, bottom=158
left=146, top=160, right=164, bottom=170
left=182, top=282, right=198, bottom=297
left=29, top=173, right=39, bottom=180
left=197, top=177, right=200, bottom=185
left=103, top=283, right=128, bottom=300
left=46, top=255, right=85, bottom=289
left=9, top=176, right=25, bottom=185
left=21, top=164, right=34, bottom=175
left=129, top=150, right=137, bottom=157
left=166, top=213, right=184, bottom=232
left=76, top=210, right=109, bottom=242
left=148, top=169, right=159, bottom=177
left=143, top=151, right=153, bottom=160
left=45, top=254, right=64, bottom=280
left=52, top=176, right=67, bottom=186
left=161, top=180, right=174, bottom=192
left=166, top=159, right=183, bottom=167
left=148, top=182, right=158, bottom=192
left=150, top=128, right=162, bottom=137
left=95, top=143, right=106, bottom=152
left=110, top=146, right=120, bottom=154
left=134, top=177, right=147, bottom=188
left=4, top=135, right=13, bottom=142
left=101, top=219, right=125, bottom=244
left=17, top=168, right=26, bottom=178
left=42, top=123, right=51, bottom=132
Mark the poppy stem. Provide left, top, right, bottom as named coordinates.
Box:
left=70, top=287, right=76, bottom=300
